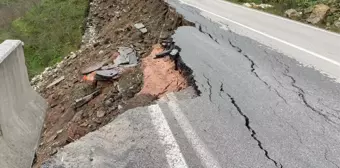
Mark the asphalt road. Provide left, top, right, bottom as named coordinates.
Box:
left=168, top=0, right=340, bottom=167
left=43, top=1, right=340, bottom=168
left=170, top=0, right=340, bottom=80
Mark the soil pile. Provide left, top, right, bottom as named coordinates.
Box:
left=32, top=0, right=193, bottom=167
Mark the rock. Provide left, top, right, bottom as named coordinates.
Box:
left=285, top=9, right=301, bottom=19
left=104, top=98, right=114, bottom=107
left=56, top=129, right=63, bottom=135
left=115, top=47, right=138, bottom=66
left=139, top=28, right=148, bottom=34
left=258, top=4, right=273, bottom=9
left=70, top=52, right=77, bottom=59
left=46, top=76, right=65, bottom=89
left=118, top=105, right=123, bottom=110
left=134, top=23, right=145, bottom=29
left=307, top=4, right=330, bottom=24
left=243, top=3, right=252, bottom=8
left=74, top=90, right=101, bottom=108
left=96, top=110, right=106, bottom=118
left=134, top=23, right=148, bottom=34
left=243, top=3, right=272, bottom=9
left=98, top=50, right=104, bottom=55
left=334, top=20, right=340, bottom=28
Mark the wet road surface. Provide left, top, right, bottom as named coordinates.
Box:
left=168, top=0, right=340, bottom=167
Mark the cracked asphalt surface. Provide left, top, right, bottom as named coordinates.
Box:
left=168, top=1, right=340, bottom=167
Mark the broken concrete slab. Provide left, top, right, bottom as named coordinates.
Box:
left=115, top=47, right=138, bottom=66
left=81, top=61, right=108, bottom=75
left=46, top=76, right=65, bottom=89
left=101, top=64, right=117, bottom=70
left=134, top=23, right=145, bottom=29
left=96, top=69, right=119, bottom=78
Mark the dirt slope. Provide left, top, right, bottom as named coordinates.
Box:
left=32, top=0, right=193, bottom=167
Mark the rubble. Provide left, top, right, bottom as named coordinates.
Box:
left=115, top=47, right=138, bottom=66
left=96, top=110, right=106, bottom=118
left=242, top=3, right=273, bottom=9
left=134, top=23, right=148, bottom=34
left=33, top=0, right=194, bottom=166
left=74, top=90, right=101, bottom=108
left=46, top=76, right=65, bottom=89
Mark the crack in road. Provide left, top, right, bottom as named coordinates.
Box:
left=224, top=92, right=283, bottom=168
left=278, top=60, right=336, bottom=125
left=324, top=148, right=340, bottom=168
left=227, top=39, right=288, bottom=105
left=197, top=23, right=219, bottom=44
left=203, top=74, right=213, bottom=102
left=264, top=48, right=338, bottom=125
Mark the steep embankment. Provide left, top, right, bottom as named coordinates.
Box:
left=32, top=0, right=194, bottom=167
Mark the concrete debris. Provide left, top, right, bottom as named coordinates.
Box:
left=46, top=76, right=65, bottom=89
left=115, top=47, right=138, bottom=66
left=155, top=38, right=181, bottom=70
left=101, top=64, right=116, bottom=70
left=74, top=90, right=101, bottom=108
left=81, top=61, right=108, bottom=75
left=134, top=23, right=148, bottom=34
left=96, top=69, right=119, bottom=78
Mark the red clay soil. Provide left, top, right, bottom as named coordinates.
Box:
left=32, top=0, right=194, bottom=167
left=139, top=44, right=188, bottom=97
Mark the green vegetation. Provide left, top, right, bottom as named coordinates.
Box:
left=227, top=0, right=340, bottom=32
left=0, top=0, right=89, bottom=77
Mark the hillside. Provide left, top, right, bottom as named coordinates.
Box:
left=0, top=0, right=89, bottom=77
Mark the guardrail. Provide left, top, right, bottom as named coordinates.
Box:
left=0, top=40, right=47, bottom=168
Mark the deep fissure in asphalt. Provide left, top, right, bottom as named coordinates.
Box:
left=270, top=52, right=336, bottom=125
left=203, top=74, right=213, bottom=102
left=225, top=92, right=283, bottom=168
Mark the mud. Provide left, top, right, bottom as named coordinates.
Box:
left=32, top=0, right=194, bottom=167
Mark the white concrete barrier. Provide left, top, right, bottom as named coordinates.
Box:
left=0, top=40, right=47, bottom=168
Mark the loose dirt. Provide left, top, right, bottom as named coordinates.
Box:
left=32, top=0, right=194, bottom=167
left=139, top=44, right=189, bottom=97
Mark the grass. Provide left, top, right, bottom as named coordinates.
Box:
left=226, top=0, right=340, bottom=33
left=0, top=0, right=89, bottom=77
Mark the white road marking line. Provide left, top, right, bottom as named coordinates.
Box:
left=148, top=105, right=188, bottom=168
left=213, top=0, right=340, bottom=37
left=167, top=93, right=222, bottom=168
left=178, top=0, right=340, bottom=67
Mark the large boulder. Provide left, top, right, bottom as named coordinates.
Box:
left=284, top=9, right=302, bottom=19
left=307, top=4, right=330, bottom=24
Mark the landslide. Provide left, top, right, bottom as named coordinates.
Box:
left=33, top=0, right=193, bottom=167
